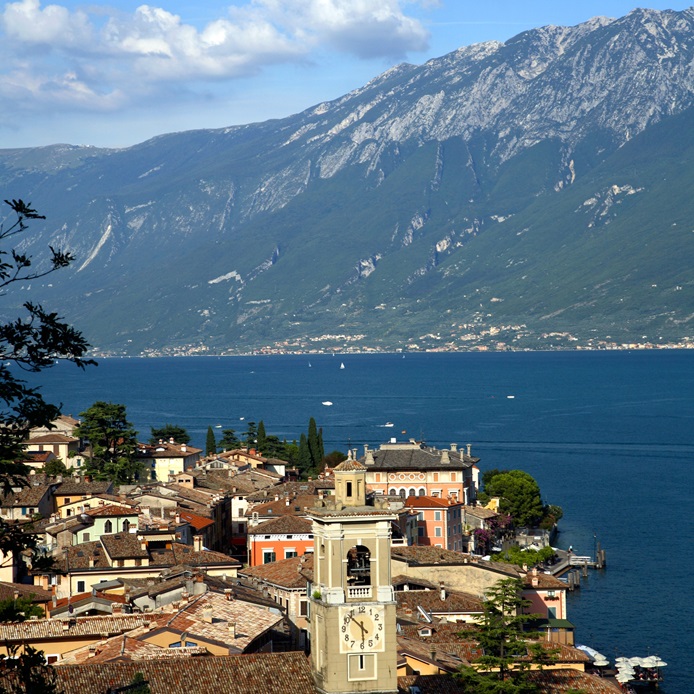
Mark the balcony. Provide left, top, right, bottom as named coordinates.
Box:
left=347, top=585, right=372, bottom=600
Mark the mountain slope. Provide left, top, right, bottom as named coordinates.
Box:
left=2, top=7, right=694, bottom=354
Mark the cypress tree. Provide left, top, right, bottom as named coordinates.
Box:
left=298, top=433, right=311, bottom=477
left=205, top=426, right=217, bottom=456
left=257, top=420, right=267, bottom=454
left=307, top=417, right=322, bottom=473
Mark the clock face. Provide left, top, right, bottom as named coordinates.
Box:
left=339, top=605, right=385, bottom=653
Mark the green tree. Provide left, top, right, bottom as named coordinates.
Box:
left=127, top=672, right=151, bottom=694
left=219, top=428, right=240, bottom=450
left=41, top=459, right=69, bottom=477
left=149, top=424, right=190, bottom=445
left=205, top=426, right=217, bottom=455
left=455, top=578, right=548, bottom=693
left=0, top=643, right=58, bottom=694
left=75, top=402, right=141, bottom=483
left=0, top=595, right=45, bottom=622
left=307, top=417, right=322, bottom=474
left=297, top=433, right=311, bottom=477
left=323, top=450, right=347, bottom=468
left=0, top=199, right=90, bottom=691
left=485, top=470, right=545, bottom=528
left=243, top=421, right=257, bottom=450
left=256, top=420, right=267, bottom=453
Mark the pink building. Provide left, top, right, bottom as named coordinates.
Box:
left=404, top=496, right=465, bottom=551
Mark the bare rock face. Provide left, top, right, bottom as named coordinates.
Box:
left=4, top=7, right=694, bottom=354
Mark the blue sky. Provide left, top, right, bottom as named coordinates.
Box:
left=0, top=1, right=691, bottom=149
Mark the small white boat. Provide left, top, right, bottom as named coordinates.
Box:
left=340, top=362, right=345, bottom=369
left=215, top=424, right=222, bottom=428
left=322, top=401, right=333, bottom=406
left=384, top=422, right=394, bottom=427
left=507, top=395, right=515, bottom=399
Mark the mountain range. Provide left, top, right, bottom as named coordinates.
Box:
left=2, top=6, right=694, bottom=355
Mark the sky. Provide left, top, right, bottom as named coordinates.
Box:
left=0, top=1, right=691, bottom=149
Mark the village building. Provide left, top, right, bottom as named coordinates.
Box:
left=404, top=495, right=465, bottom=551
left=358, top=439, right=480, bottom=504
left=135, top=439, right=203, bottom=481
left=246, top=515, right=314, bottom=567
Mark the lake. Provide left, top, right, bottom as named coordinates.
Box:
left=25, top=350, right=694, bottom=691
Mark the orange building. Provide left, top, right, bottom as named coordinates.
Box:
left=246, top=515, right=314, bottom=567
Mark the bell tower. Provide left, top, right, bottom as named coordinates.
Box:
left=308, top=458, right=398, bottom=694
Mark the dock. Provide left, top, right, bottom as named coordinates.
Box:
left=548, top=546, right=607, bottom=590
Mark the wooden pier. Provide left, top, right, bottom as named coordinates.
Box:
left=549, top=544, right=606, bottom=590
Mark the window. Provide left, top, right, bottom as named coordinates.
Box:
left=418, top=488, right=426, bottom=496
left=263, top=550, right=276, bottom=564
left=77, top=580, right=85, bottom=593
left=346, top=481, right=353, bottom=497
left=434, top=511, right=441, bottom=521
left=64, top=498, right=71, bottom=505
left=104, top=520, right=113, bottom=533
left=285, top=550, right=298, bottom=559
left=432, top=473, right=439, bottom=482
left=82, top=533, right=90, bottom=542
left=123, top=519, right=131, bottom=532
left=435, top=527, right=442, bottom=537
left=418, top=527, right=424, bottom=537
left=389, top=488, right=396, bottom=496
left=408, top=488, right=416, bottom=497
left=300, top=600, right=308, bottom=616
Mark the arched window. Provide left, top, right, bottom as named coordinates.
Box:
left=418, top=488, right=426, bottom=496
left=122, top=519, right=130, bottom=533
left=104, top=520, right=113, bottom=533
left=346, top=545, right=371, bottom=585
left=399, top=489, right=406, bottom=499
left=408, top=488, right=416, bottom=497
left=389, top=488, right=397, bottom=496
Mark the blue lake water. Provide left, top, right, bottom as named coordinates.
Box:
left=25, top=351, right=694, bottom=690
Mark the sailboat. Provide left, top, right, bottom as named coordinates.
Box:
left=340, top=362, right=345, bottom=369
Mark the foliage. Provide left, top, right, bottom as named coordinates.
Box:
left=484, top=470, right=545, bottom=528
left=205, top=426, right=216, bottom=456
left=454, top=578, right=549, bottom=693
left=0, top=595, right=45, bottom=622
left=256, top=420, right=267, bottom=453
left=219, top=428, right=240, bottom=449
left=75, top=401, right=142, bottom=483
left=492, top=545, right=556, bottom=568
left=0, top=199, right=94, bottom=485
left=323, top=450, right=347, bottom=467
left=0, top=198, right=94, bottom=690
left=539, top=504, right=563, bottom=530
left=307, top=417, right=323, bottom=476
left=126, top=672, right=151, bottom=694
left=149, top=424, right=190, bottom=445
left=0, top=644, right=58, bottom=694
left=243, top=421, right=257, bottom=449
left=41, top=459, right=69, bottom=477
left=297, top=433, right=311, bottom=477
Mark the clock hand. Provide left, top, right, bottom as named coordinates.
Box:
left=350, top=615, right=367, bottom=638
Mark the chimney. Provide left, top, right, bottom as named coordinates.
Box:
left=441, top=450, right=450, bottom=464
left=138, top=536, right=147, bottom=551
left=439, top=582, right=446, bottom=601
left=181, top=444, right=187, bottom=453
left=193, top=535, right=203, bottom=552
left=365, top=448, right=375, bottom=466
left=466, top=444, right=472, bottom=457
left=169, top=437, right=174, bottom=444
left=450, top=443, right=458, bottom=452
left=228, top=623, right=236, bottom=639
left=112, top=603, right=123, bottom=614
left=531, top=576, right=539, bottom=587
left=203, top=606, right=213, bottom=623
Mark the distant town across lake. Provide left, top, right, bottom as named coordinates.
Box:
left=27, top=350, right=694, bottom=692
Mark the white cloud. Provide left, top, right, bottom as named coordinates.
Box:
left=0, top=0, right=430, bottom=114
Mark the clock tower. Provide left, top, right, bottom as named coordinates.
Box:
left=308, top=457, right=398, bottom=694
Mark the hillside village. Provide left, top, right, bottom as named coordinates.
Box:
left=0, top=414, right=625, bottom=693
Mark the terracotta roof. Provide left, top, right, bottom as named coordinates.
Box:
left=248, top=494, right=317, bottom=518
left=50, top=652, right=316, bottom=693
left=136, top=442, right=203, bottom=458
left=361, top=443, right=478, bottom=471
left=461, top=505, right=499, bottom=519
left=84, top=505, right=139, bottom=518
left=334, top=459, right=366, bottom=472
left=523, top=572, right=568, bottom=590
left=247, top=515, right=313, bottom=536
left=405, top=496, right=461, bottom=509
left=101, top=533, right=150, bottom=560
left=245, top=479, right=333, bottom=503
left=50, top=590, right=127, bottom=613
left=240, top=554, right=314, bottom=590
left=1, top=483, right=53, bottom=507
left=397, top=671, right=620, bottom=693
left=392, top=546, right=519, bottom=575
left=396, top=588, right=483, bottom=615
left=0, top=581, right=53, bottom=603
left=26, top=452, right=54, bottom=463
left=0, top=614, right=149, bottom=643
left=24, top=433, right=78, bottom=444
left=178, top=510, right=215, bottom=531
left=55, top=480, right=113, bottom=496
